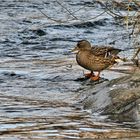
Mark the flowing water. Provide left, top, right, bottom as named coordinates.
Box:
left=0, top=0, right=139, bottom=139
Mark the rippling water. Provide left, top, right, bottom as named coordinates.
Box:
left=0, top=0, right=139, bottom=139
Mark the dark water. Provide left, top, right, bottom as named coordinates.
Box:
left=0, top=0, right=139, bottom=139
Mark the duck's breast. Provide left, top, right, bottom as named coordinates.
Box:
left=76, top=51, right=98, bottom=71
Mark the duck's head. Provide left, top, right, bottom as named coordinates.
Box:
left=72, top=40, right=91, bottom=53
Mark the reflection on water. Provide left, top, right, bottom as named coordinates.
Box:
left=0, top=0, right=139, bottom=139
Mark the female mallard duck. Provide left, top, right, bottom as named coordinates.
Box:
left=72, top=40, right=122, bottom=81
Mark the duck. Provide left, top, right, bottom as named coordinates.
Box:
left=72, top=40, right=122, bottom=81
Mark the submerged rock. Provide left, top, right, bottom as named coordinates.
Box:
left=32, top=29, right=46, bottom=36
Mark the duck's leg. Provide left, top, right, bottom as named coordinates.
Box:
left=90, top=72, right=100, bottom=81
left=84, top=71, right=94, bottom=78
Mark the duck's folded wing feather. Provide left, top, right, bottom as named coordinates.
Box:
left=91, top=45, right=121, bottom=56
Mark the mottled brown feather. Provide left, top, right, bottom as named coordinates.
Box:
left=91, top=45, right=121, bottom=57
left=76, top=50, right=116, bottom=71
left=74, top=40, right=121, bottom=72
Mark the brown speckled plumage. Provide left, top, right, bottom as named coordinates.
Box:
left=73, top=40, right=121, bottom=80
left=91, top=45, right=121, bottom=57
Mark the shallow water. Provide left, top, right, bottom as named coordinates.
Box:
left=0, top=0, right=139, bottom=139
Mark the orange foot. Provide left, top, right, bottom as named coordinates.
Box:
left=84, top=72, right=94, bottom=78
left=90, top=72, right=100, bottom=81
left=90, top=76, right=100, bottom=81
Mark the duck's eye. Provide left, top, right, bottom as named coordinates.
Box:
left=77, top=43, right=80, bottom=47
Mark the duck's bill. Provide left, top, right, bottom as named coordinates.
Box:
left=71, top=46, right=79, bottom=53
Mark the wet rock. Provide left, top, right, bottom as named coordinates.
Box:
left=82, top=69, right=140, bottom=122
left=74, top=77, right=108, bottom=83
left=32, top=29, right=46, bottom=36
left=103, top=70, right=140, bottom=119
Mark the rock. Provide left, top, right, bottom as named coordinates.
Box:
left=32, top=29, right=46, bottom=36
left=82, top=69, right=140, bottom=122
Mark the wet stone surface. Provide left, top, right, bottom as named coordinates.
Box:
left=0, top=0, right=140, bottom=139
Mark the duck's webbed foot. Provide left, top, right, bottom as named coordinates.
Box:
left=90, top=72, right=100, bottom=81
left=84, top=71, right=94, bottom=78
left=90, top=75, right=100, bottom=81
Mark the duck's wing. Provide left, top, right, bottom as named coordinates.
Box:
left=87, top=52, right=117, bottom=71
left=91, top=45, right=121, bottom=57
